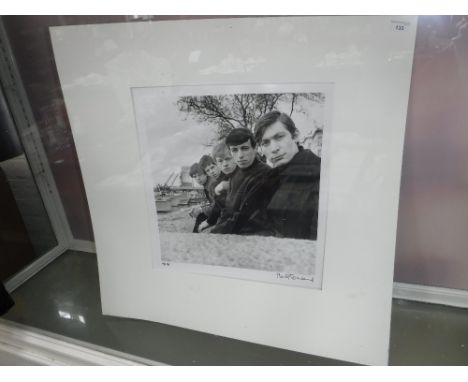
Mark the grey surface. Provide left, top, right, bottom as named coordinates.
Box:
left=390, top=299, right=468, bottom=365
left=0, top=154, right=57, bottom=256
left=3, top=250, right=468, bottom=365
left=0, top=349, right=43, bottom=366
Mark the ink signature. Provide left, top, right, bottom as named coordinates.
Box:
left=276, top=273, right=314, bottom=282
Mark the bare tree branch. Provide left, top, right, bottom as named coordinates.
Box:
left=176, top=92, right=322, bottom=140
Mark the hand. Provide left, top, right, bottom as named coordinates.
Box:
left=199, top=221, right=210, bottom=231
left=214, top=181, right=230, bottom=195
left=190, top=206, right=202, bottom=218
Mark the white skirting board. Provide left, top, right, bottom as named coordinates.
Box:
left=4, top=244, right=68, bottom=293
left=393, top=282, right=468, bottom=309
left=68, top=242, right=468, bottom=309
left=0, top=319, right=163, bottom=366
left=69, top=239, right=96, bottom=253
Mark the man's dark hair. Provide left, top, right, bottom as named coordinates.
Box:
left=254, top=111, right=298, bottom=144
left=198, top=154, right=215, bottom=172
left=189, top=162, right=202, bottom=177
left=226, top=128, right=256, bottom=148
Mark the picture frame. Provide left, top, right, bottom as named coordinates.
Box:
left=51, top=16, right=417, bottom=365
left=132, top=82, right=332, bottom=289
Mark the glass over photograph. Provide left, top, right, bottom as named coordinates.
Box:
left=132, top=84, right=331, bottom=288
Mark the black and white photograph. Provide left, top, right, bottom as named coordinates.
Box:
left=132, top=84, right=331, bottom=288
left=50, top=16, right=415, bottom=362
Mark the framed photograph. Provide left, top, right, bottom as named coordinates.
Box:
left=51, top=16, right=417, bottom=365
left=132, top=83, right=332, bottom=288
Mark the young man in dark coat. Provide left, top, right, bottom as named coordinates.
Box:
left=198, top=141, right=237, bottom=231
left=199, top=154, right=222, bottom=203
left=211, top=128, right=269, bottom=234
left=233, top=111, right=321, bottom=240
left=188, top=162, right=211, bottom=233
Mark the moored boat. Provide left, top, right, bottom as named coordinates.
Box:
left=156, top=197, right=172, bottom=212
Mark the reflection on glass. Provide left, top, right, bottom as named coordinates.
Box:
left=58, top=310, right=86, bottom=325
left=0, top=86, right=58, bottom=282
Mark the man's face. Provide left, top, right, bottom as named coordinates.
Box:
left=204, top=163, right=221, bottom=178
left=229, top=139, right=257, bottom=169
left=192, top=173, right=207, bottom=186
left=259, top=121, right=299, bottom=168
left=215, top=154, right=237, bottom=175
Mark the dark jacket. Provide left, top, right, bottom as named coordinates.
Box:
left=212, top=158, right=269, bottom=233
left=205, top=172, right=230, bottom=226
left=234, top=148, right=321, bottom=240
left=203, top=176, right=217, bottom=204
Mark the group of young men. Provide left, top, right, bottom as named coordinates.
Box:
left=188, top=111, right=321, bottom=241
